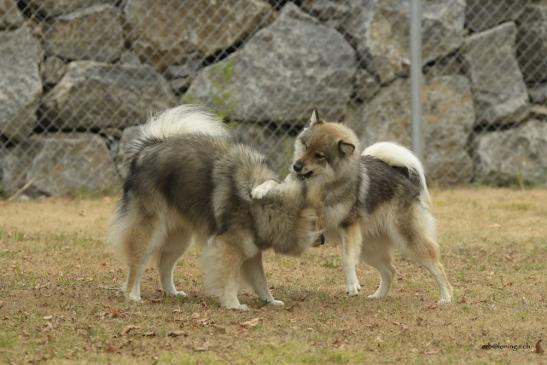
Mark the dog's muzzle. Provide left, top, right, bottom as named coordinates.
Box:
left=296, top=170, right=314, bottom=180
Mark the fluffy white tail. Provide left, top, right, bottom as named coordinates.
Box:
left=129, top=105, right=228, bottom=157
left=363, top=142, right=430, bottom=202
left=142, top=105, right=228, bottom=139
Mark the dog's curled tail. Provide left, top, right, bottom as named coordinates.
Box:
left=128, top=105, right=229, bottom=159
left=362, top=142, right=431, bottom=204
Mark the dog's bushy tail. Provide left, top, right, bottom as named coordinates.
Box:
left=362, top=142, right=431, bottom=204
left=127, top=105, right=229, bottom=160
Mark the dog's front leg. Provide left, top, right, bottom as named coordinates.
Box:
left=242, top=253, right=284, bottom=306
left=340, top=222, right=362, bottom=296
left=251, top=179, right=279, bottom=199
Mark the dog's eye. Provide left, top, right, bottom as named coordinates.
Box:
left=314, top=152, right=325, bottom=160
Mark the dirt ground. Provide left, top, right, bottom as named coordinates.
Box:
left=0, top=188, right=545, bottom=364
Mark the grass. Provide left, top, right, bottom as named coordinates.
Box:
left=0, top=188, right=545, bottom=364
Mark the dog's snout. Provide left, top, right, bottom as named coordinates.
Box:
left=293, top=160, right=304, bottom=172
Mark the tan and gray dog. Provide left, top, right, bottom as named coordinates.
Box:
left=108, top=105, right=323, bottom=310
left=254, top=111, right=453, bottom=304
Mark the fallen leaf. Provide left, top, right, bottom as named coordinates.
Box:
left=109, top=308, right=127, bottom=319
left=392, top=321, right=409, bottom=330
left=104, top=344, right=117, bottom=353
left=190, top=312, right=200, bottom=319
left=425, top=349, right=440, bottom=355
left=167, top=330, right=186, bottom=337
left=121, top=325, right=139, bottom=336
left=43, top=315, right=53, bottom=320
left=212, top=324, right=226, bottom=334
left=471, top=299, right=487, bottom=304
left=142, top=331, right=156, bottom=337
left=194, top=341, right=210, bottom=352
left=426, top=303, right=438, bottom=310
left=536, top=339, right=544, bottom=354
left=240, top=317, right=261, bottom=328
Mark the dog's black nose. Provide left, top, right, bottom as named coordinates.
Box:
left=293, top=160, right=304, bottom=172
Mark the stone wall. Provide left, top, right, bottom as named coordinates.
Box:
left=1, top=0, right=547, bottom=196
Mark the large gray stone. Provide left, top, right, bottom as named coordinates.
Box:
left=301, top=0, right=352, bottom=28
left=529, top=84, right=547, bottom=105
left=165, top=58, right=202, bottom=95
left=232, top=123, right=295, bottom=174
left=516, top=3, right=547, bottom=84
left=341, top=0, right=465, bottom=84
left=462, top=22, right=529, bottom=126
left=474, top=120, right=547, bottom=185
left=1, top=133, right=119, bottom=196
left=124, top=0, right=274, bottom=70
left=44, top=4, right=124, bottom=62
left=41, top=56, right=67, bottom=85
left=185, top=3, right=356, bottom=124
left=27, top=0, right=117, bottom=18
left=43, top=61, right=176, bottom=130
left=356, top=75, right=475, bottom=184
left=466, top=0, right=529, bottom=32
left=0, top=0, right=22, bottom=29
left=118, top=50, right=142, bottom=66
left=116, top=125, right=142, bottom=179
left=353, top=68, right=380, bottom=103
left=0, top=27, right=43, bottom=141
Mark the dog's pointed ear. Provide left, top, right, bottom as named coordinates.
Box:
left=338, top=140, right=355, bottom=156
left=309, top=109, right=323, bottom=127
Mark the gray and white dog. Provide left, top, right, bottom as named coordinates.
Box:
left=254, top=112, right=453, bottom=304
left=108, top=106, right=323, bottom=310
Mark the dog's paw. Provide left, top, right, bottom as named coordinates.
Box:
left=346, top=282, right=361, bottom=296
left=267, top=299, right=285, bottom=306
left=225, top=303, right=249, bottom=311
left=251, top=180, right=277, bottom=200
left=438, top=297, right=453, bottom=305
left=367, top=293, right=383, bottom=300
left=127, top=293, right=143, bottom=303
left=165, top=290, right=188, bottom=298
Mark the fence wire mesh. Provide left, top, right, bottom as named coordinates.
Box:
left=0, top=0, right=546, bottom=197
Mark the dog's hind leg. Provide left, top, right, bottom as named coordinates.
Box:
left=123, top=223, right=156, bottom=302
left=157, top=228, right=192, bottom=298
left=398, top=211, right=453, bottom=304
left=202, top=231, right=254, bottom=311
left=340, top=222, right=362, bottom=296
left=241, top=253, right=283, bottom=306
left=411, top=237, right=453, bottom=304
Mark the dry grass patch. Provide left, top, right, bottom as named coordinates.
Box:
left=0, top=188, right=545, bottom=364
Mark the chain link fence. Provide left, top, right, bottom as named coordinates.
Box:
left=1, top=0, right=546, bottom=197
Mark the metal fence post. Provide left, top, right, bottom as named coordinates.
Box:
left=410, top=0, right=424, bottom=161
